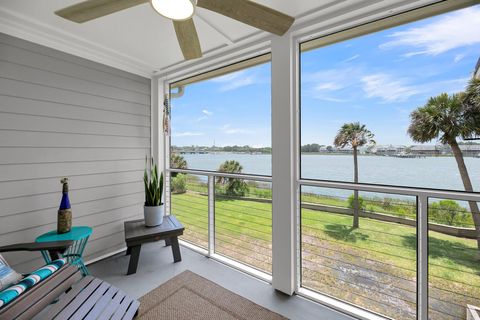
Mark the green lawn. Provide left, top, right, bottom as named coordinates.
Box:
left=171, top=190, right=480, bottom=320
left=180, top=176, right=474, bottom=227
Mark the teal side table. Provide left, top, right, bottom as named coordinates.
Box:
left=36, top=226, right=92, bottom=276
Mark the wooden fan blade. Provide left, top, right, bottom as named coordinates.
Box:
left=197, top=0, right=294, bottom=36
left=55, top=0, right=148, bottom=23
left=173, top=19, right=202, bottom=60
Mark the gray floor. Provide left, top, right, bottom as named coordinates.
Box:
left=88, top=242, right=355, bottom=320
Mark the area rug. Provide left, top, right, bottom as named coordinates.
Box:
left=137, top=270, right=288, bottom=320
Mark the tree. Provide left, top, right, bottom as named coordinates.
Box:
left=334, top=122, right=375, bottom=228
left=348, top=194, right=365, bottom=212
left=301, top=143, right=321, bottom=153
left=408, top=91, right=480, bottom=252
left=171, top=173, right=187, bottom=194
left=170, top=154, right=187, bottom=178
left=430, top=200, right=468, bottom=226
left=463, top=77, right=480, bottom=133
left=217, top=160, right=249, bottom=196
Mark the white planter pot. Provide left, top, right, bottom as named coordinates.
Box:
left=144, top=205, right=164, bottom=227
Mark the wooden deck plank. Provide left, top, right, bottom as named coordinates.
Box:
left=83, top=286, right=119, bottom=320
left=110, top=295, right=134, bottom=320
left=43, top=274, right=95, bottom=319
left=121, top=299, right=140, bottom=320
left=54, top=278, right=103, bottom=319
left=97, top=291, right=126, bottom=320
left=70, top=281, right=111, bottom=320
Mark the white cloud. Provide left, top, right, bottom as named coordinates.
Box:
left=212, top=72, right=243, bottom=83
left=361, top=73, right=420, bottom=102
left=304, top=67, right=363, bottom=89
left=211, top=70, right=257, bottom=92
left=172, top=131, right=204, bottom=137
left=195, top=109, right=213, bottom=122
left=302, top=67, right=363, bottom=102
left=314, top=82, right=344, bottom=91
left=380, top=7, right=480, bottom=56
left=304, top=63, right=471, bottom=105
left=454, top=54, right=465, bottom=63
left=195, top=116, right=207, bottom=122
left=417, top=77, right=470, bottom=97
left=316, top=96, right=351, bottom=103
left=202, top=109, right=213, bottom=116
left=343, top=54, right=360, bottom=63
left=221, top=124, right=252, bottom=135
left=361, top=73, right=469, bottom=103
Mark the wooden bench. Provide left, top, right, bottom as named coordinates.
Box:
left=44, top=272, right=139, bottom=320
left=0, top=241, right=139, bottom=320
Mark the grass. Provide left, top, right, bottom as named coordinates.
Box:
left=176, top=176, right=475, bottom=227
left=171, top=186, right=480, bottom=320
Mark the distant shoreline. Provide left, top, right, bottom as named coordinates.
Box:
left=173, top=151, right=479, bottom=158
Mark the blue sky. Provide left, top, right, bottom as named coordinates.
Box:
left=171, top=5, right=480, bottom=147
left=170, top=62, right=271, bottom=147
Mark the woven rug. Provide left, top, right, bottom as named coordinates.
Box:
left=137, top=270, right=288, bottom=320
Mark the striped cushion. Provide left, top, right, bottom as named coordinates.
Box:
left=0, top=259, right=66, bottom=309
left=0, top=254, right=22, bottom=291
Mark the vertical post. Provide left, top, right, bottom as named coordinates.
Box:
left=208, top=175, right=215, bottom=257
left=271, top=33, right=297, bottom=295
left=295, top=182, right=301, bottom=292
left=161, top=79, right=170, bottom=215
left=151, top=76, right=164, bottom=217
left=164, top=134, right=171, bottom=216
left=417, top=194, right=429, bottom=320
left=151, top=77, right=162, bottom=168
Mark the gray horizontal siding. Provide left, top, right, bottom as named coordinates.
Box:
left=0, top=36, right=149, bottom=94
left=0, top=33, right=150, bottom=272
left=0, top=95, right=150, bottom=127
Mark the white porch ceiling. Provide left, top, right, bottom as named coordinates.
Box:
left=0, top=0, right=442, bottom=77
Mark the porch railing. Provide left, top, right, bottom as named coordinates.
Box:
left=166, top=168, right=272, bottom=279
left=166, top=168, right=480, bottom=320
left=298, top=179, right=480, bottom=320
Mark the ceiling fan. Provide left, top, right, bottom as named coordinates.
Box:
left=55, top=0, right=295, bottom=60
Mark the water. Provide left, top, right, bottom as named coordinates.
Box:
left=179, top=153, right=480, bottom=197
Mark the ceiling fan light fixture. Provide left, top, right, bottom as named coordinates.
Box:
left=150, top=0, right=195, bottom=21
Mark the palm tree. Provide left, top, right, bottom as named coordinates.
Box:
left=170, top=154, right=187, bottom=178
left=334, top=122, right=375, bottom=228
left=408, top=91, right=480, bottom=252
left=217, top=160, right=249, bottom=196
left=463, top=77, right=480, bottom=131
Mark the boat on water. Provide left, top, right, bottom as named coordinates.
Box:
left=392, top=152, right=425, bottom=159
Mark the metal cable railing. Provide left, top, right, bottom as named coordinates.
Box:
left=168, top=169, right=273, bottom=275
left=170, top=179, right=209, bottom=249
left=168, top=168, right=480, bottom=319
left=298, top=183, right=480, bottom=320
left=215, top=180, right=272, bottom=274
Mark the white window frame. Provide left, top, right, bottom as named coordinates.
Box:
left=294, top=1, right=480, bottom=319
left=152, top=1, right=480, bottom=319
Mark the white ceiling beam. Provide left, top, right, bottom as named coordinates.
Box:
left=195, top=12, right=234, bottom=45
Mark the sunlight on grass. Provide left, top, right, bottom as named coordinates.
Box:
left=215, top=189, right=272, bottom=274
left=171, top=190, right=480, bottom=319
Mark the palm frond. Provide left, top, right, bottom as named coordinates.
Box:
left=408, top=92, right=468, bottom=144
left=333, top=122, right=375, bottom=149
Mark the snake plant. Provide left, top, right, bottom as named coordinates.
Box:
left=144, top=158, right=163, bottom=207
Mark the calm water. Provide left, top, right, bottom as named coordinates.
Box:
left=180, top=153, right=480, bottom=198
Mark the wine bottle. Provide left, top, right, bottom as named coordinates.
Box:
left=57, top=178, right=72, bottom=234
